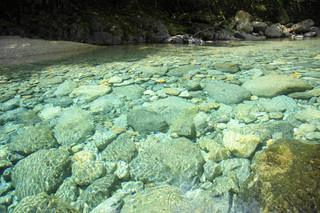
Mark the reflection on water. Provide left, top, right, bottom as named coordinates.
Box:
left=1, top=38, right=320, bottom=212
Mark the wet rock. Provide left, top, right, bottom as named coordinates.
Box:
left=205, top=81, right=251, bottom=104
left=70, top=85, right=111, bottom=103
left=11, top=148, right=71, bottom=200
left=122, top=184, right=197, bottom=212
left=295, top=108, right=320, bottom=123
left=76, top=175, right=117, bottom=211
left=258, top=95, right=298, bottom=112
left=235, top=10, right=253, bottom=23
left=164, top=35, right=204, bottom=44
left=204, top=160, right=222, bottom=181
left=38, top=77, right=64, bottom=87
left=242, top=75, right=312, bottom=98
left=198, top=137, right=232, bottom=162
left=101, top=132, right=137, bottom=164
left=144, top=96, right=198, bottom=137
left=213, top=63, right=239, bottom=73
left=84, top=95, right=124, bottom=114
left=234, top=32, right=261, bottom=41
left=290, top=19, right=315, bottom=33
left=89, top=192, right=126, bottom=213
left=265, top=25, right=282, bottom=38
left=55, top=177, right=79, bottom=203
left=167, top=65, right=202, bottom=77
left=241, top=139, right=320, bottom=212
left=38, top=105, right=62, bottom=122
left=219, top=158, right=251, bottom=188
left=0, top=98, right=20, bottom=111
left=288, top=91, right=314, bottom=99
left=234, top=103, right=258, bottom=124
left=129, top=134, right=204, bottom=190
left=108, top=76, right=122, bottom=84
left=127, top=107, right=168, bottom=134
left=72, top=151, right=105, bottom=186
left=12, top=192, right=78, bottom=213
left=53, top=106, right=94, bottom=146
left=9, top=125, right=58, bottom=155
left=252, top=21, right=268, bottom=32
left=138, top=66, right=168, bottom=77
left=113, top=85, right=144, bottom=100
left=236, top=22, right=253, bottom=34
left=91, top=128, right=117, bottom=150
left=223, top=129, right=260, bottom=158
left=53, top=80, right=78, bottom=97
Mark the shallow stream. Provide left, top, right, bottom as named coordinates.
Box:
left=1, top=38, right=320, bottom=212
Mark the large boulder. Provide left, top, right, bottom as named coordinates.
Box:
left=241, top=139, right=320, bottom=212
left=265, top=25, right=282, bottom=38
left=11, top=149, right=71, bottom=200
left=242, top=75, right=312, bottom=98
left=290, top=19, right=315, bottom=33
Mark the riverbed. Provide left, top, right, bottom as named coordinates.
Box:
left=0, top=38, right=320, bottom=212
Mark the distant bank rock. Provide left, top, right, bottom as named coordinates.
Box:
left=242, top=75, right=313, bottom=98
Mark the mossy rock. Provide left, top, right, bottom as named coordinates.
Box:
left=240, top=138, right=320, bottom=212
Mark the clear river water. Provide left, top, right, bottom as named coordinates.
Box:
left=0, top=38, right=320, bottom=212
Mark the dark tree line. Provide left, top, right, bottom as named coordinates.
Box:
left=1, top=0, right=319, bottom=24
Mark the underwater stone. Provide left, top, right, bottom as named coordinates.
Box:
left=53, top=106, right=94, bottom=146
left=242, top=138, right=320, bottom=212
left=77, top=175, right=116, bottom=211
left=11, top=148, right=71, bottom=200
left=167, top=65, right=202, bottom=77
left=72, top=152, right=105, bottom=186
left=9, top=125, right=58, bottom=155
left=138, top=66, right=168, bottom=77
left=205, top=81, right=251, bottom=104
left=122, top=184, right=196, bottom=212
left=213, top=63, right=239, bottom=73
left=55, top=177, right=79, bottom=203
left=129, top=135, right=204, bottom=190
left=70, top=85, right=111, bottom=103
left=12, top=192, right=78, bottom=213
left=242, top=75, right=313, bottom=98
left=113, top=85, right=144, bottom=100
left=101, top=132, right=137, bottom=164
left=53, top=80, right=78, bottom=97
left=223, top=129, right=260, bottom=158
left=127, top=107, right=168, bottom=134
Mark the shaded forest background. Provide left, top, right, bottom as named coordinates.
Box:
left=1, top=0, right=319, bottom=23
left=1, top=0, right=319, bottom=42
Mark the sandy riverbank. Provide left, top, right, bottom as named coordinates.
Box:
left=0, top=36, right=103, bottom=66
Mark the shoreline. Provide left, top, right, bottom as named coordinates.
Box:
left=0, top=36, right=104, bottom=66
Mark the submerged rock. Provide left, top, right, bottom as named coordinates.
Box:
left=241, top=139, right=320, bottom=212
left=9, top=125, right=58, bottom=155
left=11, top=148, right=71, bottom=200
left=127, top=107, right=168, bottom=134
left=205, top=81, right=251, bottom=104
left=242, top=75, right=312, bottom=98
left=53, top=106, right=94, bottom=146
left=12, top=192, right=78, bottom=213
left=129, top=134, right=204, bottom=190
left=70, top=85, right=111, bottom=103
